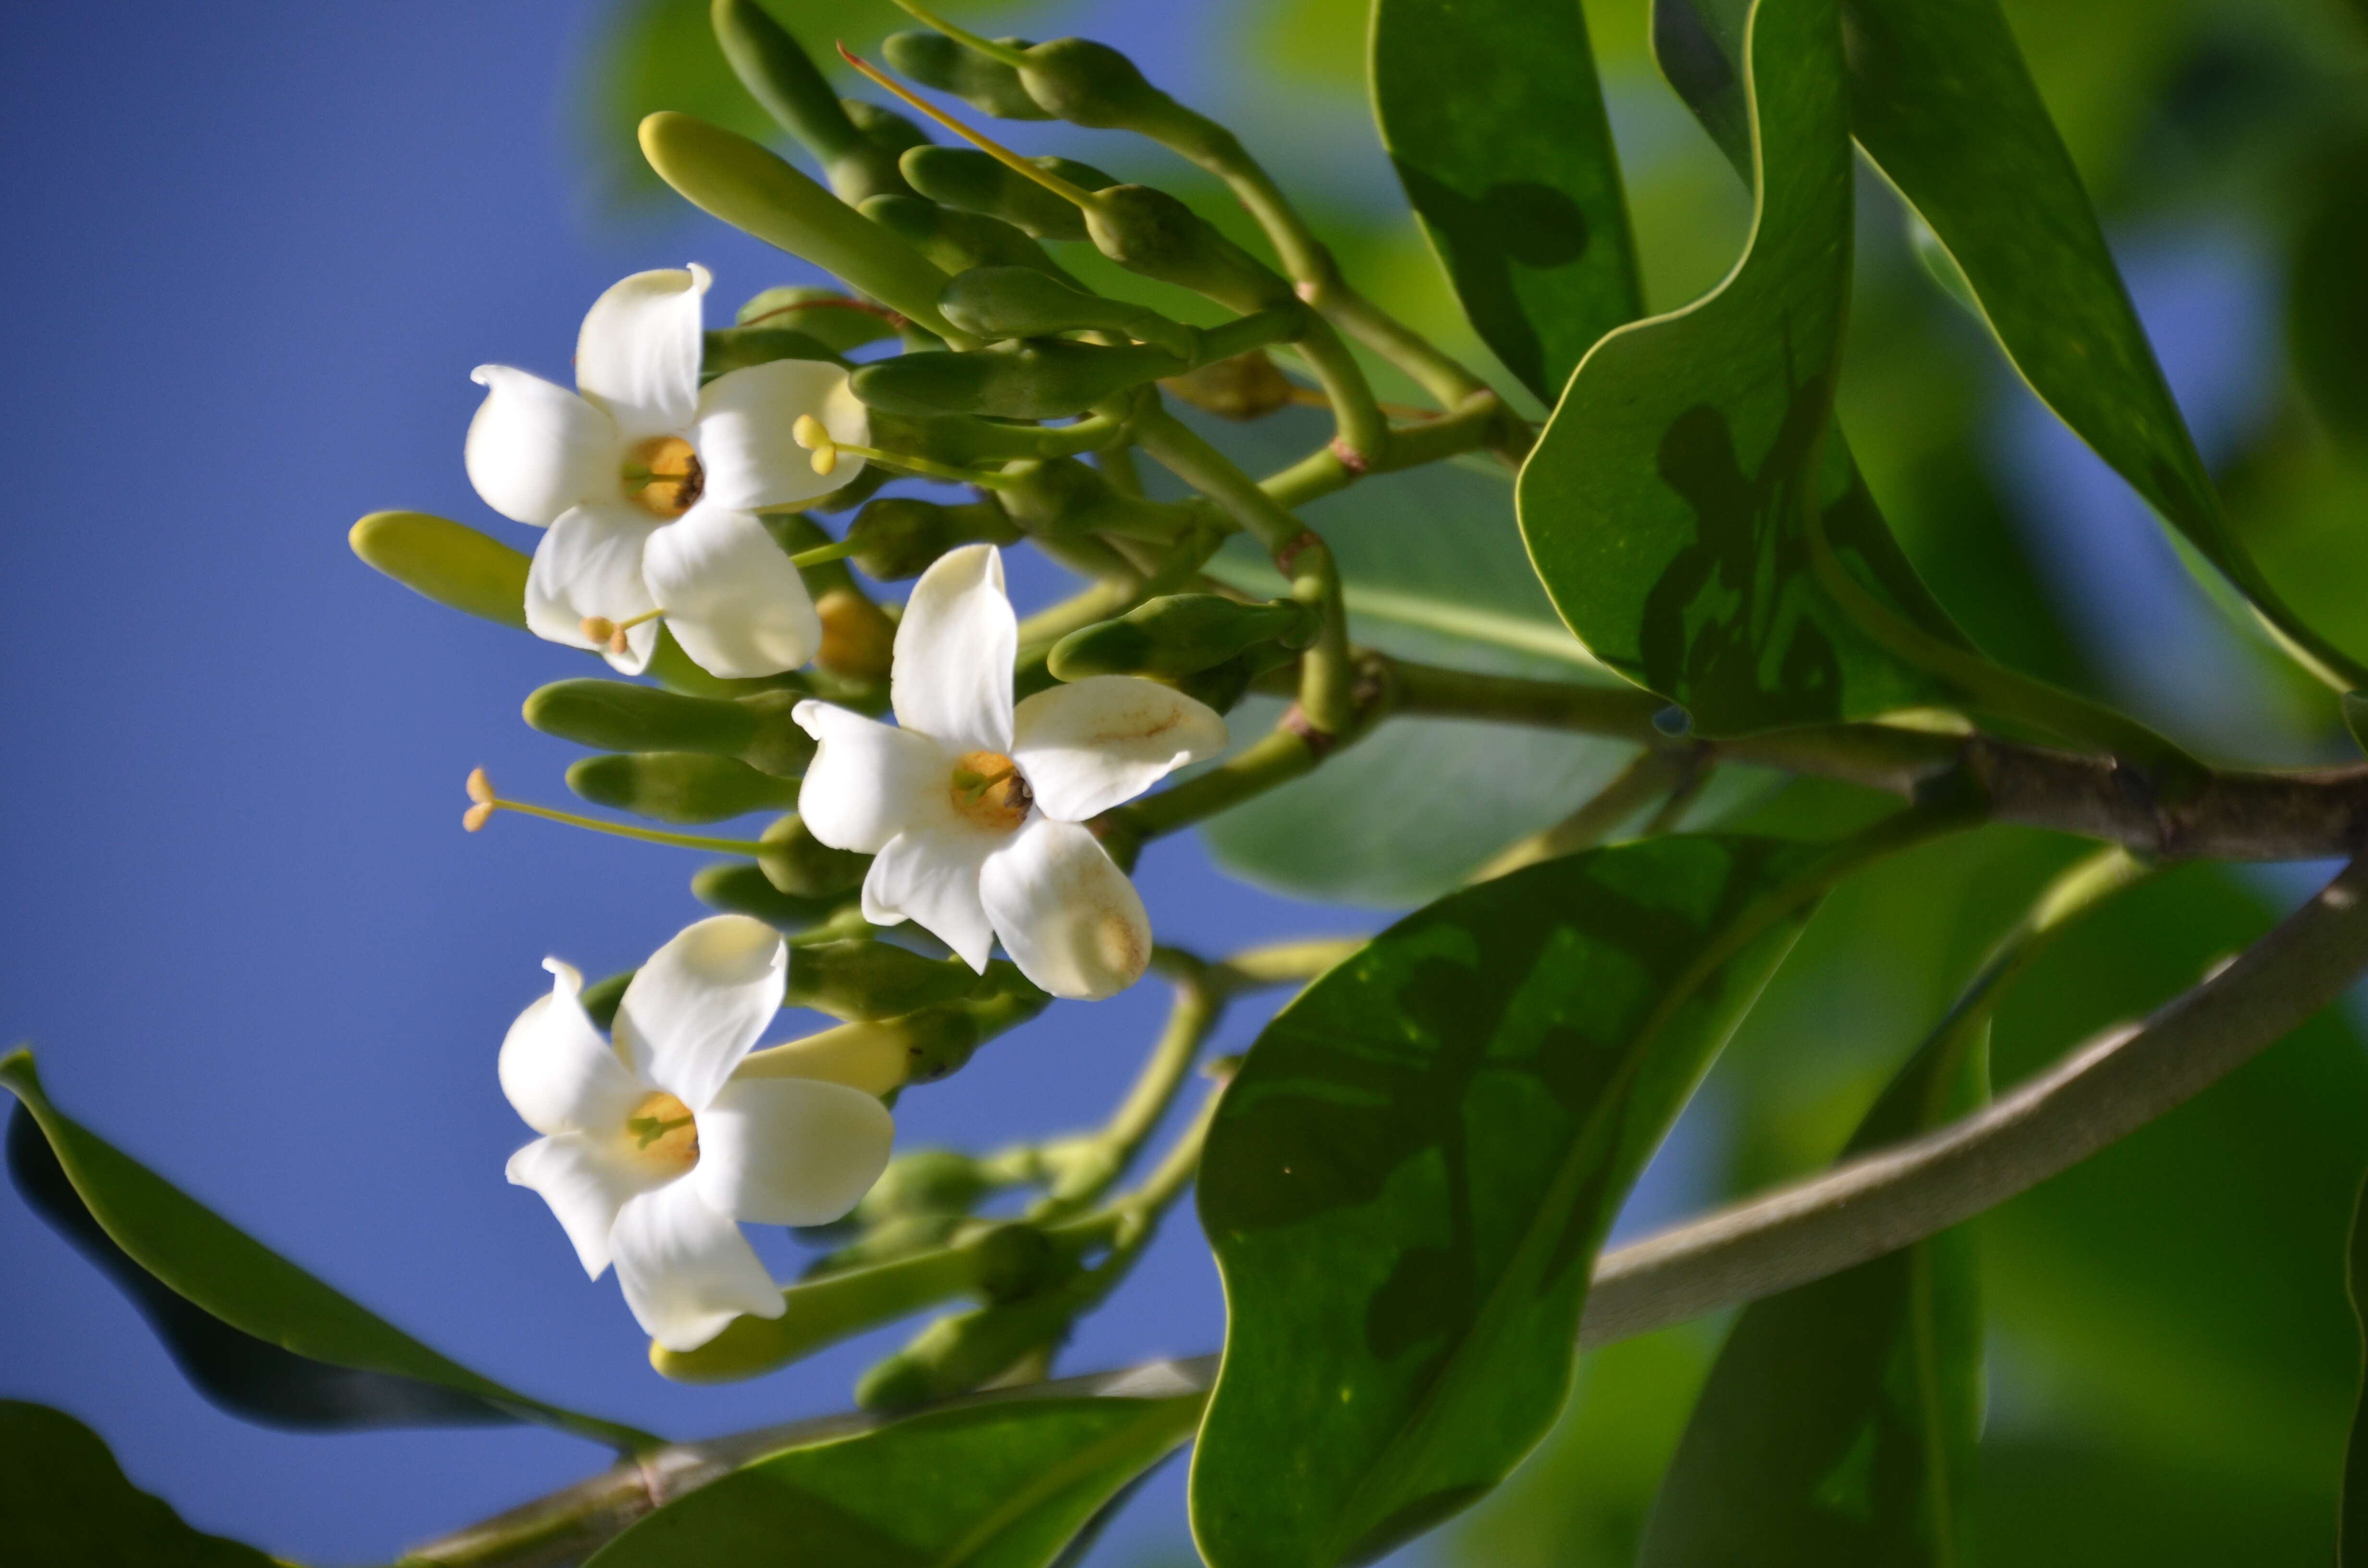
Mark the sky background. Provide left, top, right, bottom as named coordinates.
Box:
left=0, top=2, right=2307, bottom=1565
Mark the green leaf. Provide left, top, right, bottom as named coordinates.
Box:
left=1638, top=1007, right=1986, bottom=1564
left=1519, top=0, right=1967, bottom=736
left=585, top=1392, right=1203, bottom=1568
left=2342, top=1167, right=2368, bottom=1566
left=1191, top=834, right=1834, bottom=1566
left=2290, top=137, right=2368, bottom=452
left=2, top=1052, right=652, bottom=1449
left=1651, top=0, right=2366, bottom=690
left=0, top=1401, right=279, bottom=1568
left=1372, top=0, right=1643, bottom=405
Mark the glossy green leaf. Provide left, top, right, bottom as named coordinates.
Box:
left=1192, top=834, right=1832, bottom=1566
left=2342, top=1167, right=2368, bottom=1566
left=1638, top=1007, right=1986, bottom=1564
left=0, top=1401, right=278, bottom=1568
left=2, top=1052, right=651, bottom=1449
left=1652, top=0, right=2366, bottom=689
left=1373, top=0, right=1643, bottom=405
left=1519, top=0, right=1967, bottom=735
left=586, top=1392, right=1202, bottom=1568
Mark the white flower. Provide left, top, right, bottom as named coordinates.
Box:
left=465, top=265, right=869, bottom=679
left=500, top=915, right=894, bottom=1352
left=793, top=545, right=1229, bottom=1001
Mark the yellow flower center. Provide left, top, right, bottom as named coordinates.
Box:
left=624, top=435, right=704, bottom=519
left=949, top=751, right=1033, bottom=831
left=623, top=1090, right=699, bottom=1173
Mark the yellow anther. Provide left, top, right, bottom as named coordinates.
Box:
left=580, top=615, right=617, bottom=645
left=793, top=414, right=840, bottom=476
left=623, top=435, right=703, bottom=518
left=948, top=750, right=1034, bottom=830
left=463, top=768, right=497, bottom=832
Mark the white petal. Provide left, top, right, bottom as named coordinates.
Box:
left=892, top=544, right=1015, bottom=753
left=609, top=1180, right=783, bottom=1352
left=1011, top=676, right=1231, bottom=823
left=464, top=367, right=619, bottom=526
left=979, top=817, right=1151, bottom=1000
left=693, top=360, right=868, bottom=511
left=863, top=826, right=998, bottom=973
left=615, top=915, right=787, bottom=1111
left=506, top=1132, right=654, bottom=1279
left=576, top=265, right=709, bottom=441
left=524, top=503, right=661, bottom=674
left=793, top=701, right=945, bottom=854
left=641, top=505, right=820, bottom=678
left=694, top=1077, right=895, bottom=1226
left=498, top=958, right=641, bottom=1136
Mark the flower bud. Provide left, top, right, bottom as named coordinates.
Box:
left=841, top=98, right=932, bottom=159
left=851, top=339, right=1187, bottom=420
left=814, top=588, right=898, bottom=680
left=882, top=29, right=1051, bottom=120
left=566, top=752, right=802, bottom=824
left=348, top=511, right=527, bottom=629
left=1011, top=37, right=1180, bottom=131
left=758, top=813, right=872, bottom=897
left=804, top=1211, right=968, bottom=1274
left=1048, top=593, right=1306, bottom=680
left=700, top=325, right=844, bottom=381
left=994, top=455, right=1200, bottom=541
left=1083, top=185, right=1295, bottom=314
left=898, top=145, right=1113, bottom=241
left=854, top=1149, right=993, bottom=1224
left=855, top=1293, right=1075, bottom=1412
left=937, top=266, right=1195, bottom=357
left=691, top=861, right=844, bottom=930
left=709, top=0, right=906, bottom=203
left=637, top=111, right=968, bottom=344
left=857, top=193, right=1067, bottom=279
left=844, top=495, right=1020, bottom=580
left=735, top=285, right=900, bottom=352
left=1161, top=348, right=1296, bottom=420
left=525, top=679, right=820, bottom=778
left=786, top=938, right=986, bottom=1021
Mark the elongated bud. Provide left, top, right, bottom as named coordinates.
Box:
left=566, top=752, right=802, bottom=824
left=1049, top=593, right=1307, bottom=680
left=787, top=938, right=986, bottom=1020
left=528, top=680, right=814, bottom=776
left=736, top=285, right=901, bottom=351
left=1162, top=348, right=1296, bottom=420
left=938, top=265, right=1195, bottom=357
left=691, top=861, right=843, bottom=929
left=637, top=112, right=969, bottom=344
left=804, top=1211, right=967, bottom=1274
left=854, top=1149, right=992, bottom=1224
left=994, top=454, right=1203, bottom=542
left=852, top=339, right=1186, bottom=420
left=1083, top=185, right=1295, bottom=313
left=855, top=1292, right=1075, bottom=1412
left=1009, top=37, right=1182, bottom=131
left=814, top=588, right=897, bottom=680
left=349, top=511, right=527, bottom=629
left=701, top=325, right=844, bottom=381
left=845, top=495, right=1020, bottom=579
left=710, top=0, right=905, bottom=202
left=857, top=193, right=1069, bottom=280
left=758, top=813, right=872, bottom=897
left=883, top=29, right=1050, bottom=120
left=841, top=99, right=932, bottom=159
left=899, top=146, right=1113, bottom=241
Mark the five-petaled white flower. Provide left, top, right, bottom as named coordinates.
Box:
left=501, top=915, right=894, bottom=1352
left=793, top=545, right=1229, bottom=1002
left=465, top=265, right=868, bottom=679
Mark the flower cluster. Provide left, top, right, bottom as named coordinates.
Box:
left=480, top=270, right=1227, bottom=1347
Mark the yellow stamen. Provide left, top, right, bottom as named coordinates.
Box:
left=836, top=44, right=1099, bottom=213
left=623, top=435, right=704, bottom=518
left=948, top=750, right=1033, bottom=830
left=459, top=770, right=766, bottom=854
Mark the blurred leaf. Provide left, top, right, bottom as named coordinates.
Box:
left=1192, top=834, right=1828, bottom=1566
left=0, top=1401, right=278, bottom=1568
left=1373, top=0, right=1643, bottom=404
left=585, top=1393, right=1202, bottom=1567
left=1521, top=0, right=1965, bottom=735
left=2343, top=1167, right=2368, bottom=1565
left=1638, top=999, right=1986, bottom=1564
left=2, top=1053, right=652, bottom=1448
left=578, top=0, right=1026, bottom=211
left=2290, top=137, right=2368, bottom=450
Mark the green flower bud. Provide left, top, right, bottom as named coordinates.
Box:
left=851, top=339, right=1186, bottom=420
left=701, top=325, right=844, bottom=381
left=735, top=285, right=900, bottom=353
left=1011, top=37, right=1179, bottom=130
left=995, top=455, right=1204, bottom=542
left=637, top=111, right=969, bottom=345
left=882, top=30, right=1050, bottom=121
left=804, top=1211, right=968, bottom=1274
left=857, top=193, right=1069, bottom=280
left=786, top=938, right=986, bottom=1021
left=1048, top=593, right=1306, bottom=680
left=1082, top=185, right=1295, bottom=313
left=972, top=1222, right=1058, bottom=1303
left=855, top=1292, right=1075, bottom=1412
left=855, top=1149, right=993, bottom=1224
left=758, top=813, right=872, bottom=897
left=841, top=98, right=933, bottom=159
left=567, top=752, right=802, bottom=824
left=1161, top=348, right=1296, bottom=421
left=899, top=145, right=1114, bottom=241
left=348, top=511, right=526, bottom=629
left=1171, top=643, right=1295, bottom=714
left=844, top=495, right=1020, bottom=580
left=937, top=266, right=1195, bottom=357
left=709, top=0, right=905, bottom=203
left=691, top=861, right=844, bottom=930
left=523, top=680, right=818, bottom=777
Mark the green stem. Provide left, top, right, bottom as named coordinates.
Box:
left=1260, top=391, right=1510, bottom=511
left=1473, top=745, right=1699, bottom=881
left=1104, top=727, right=1320, bottom=851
